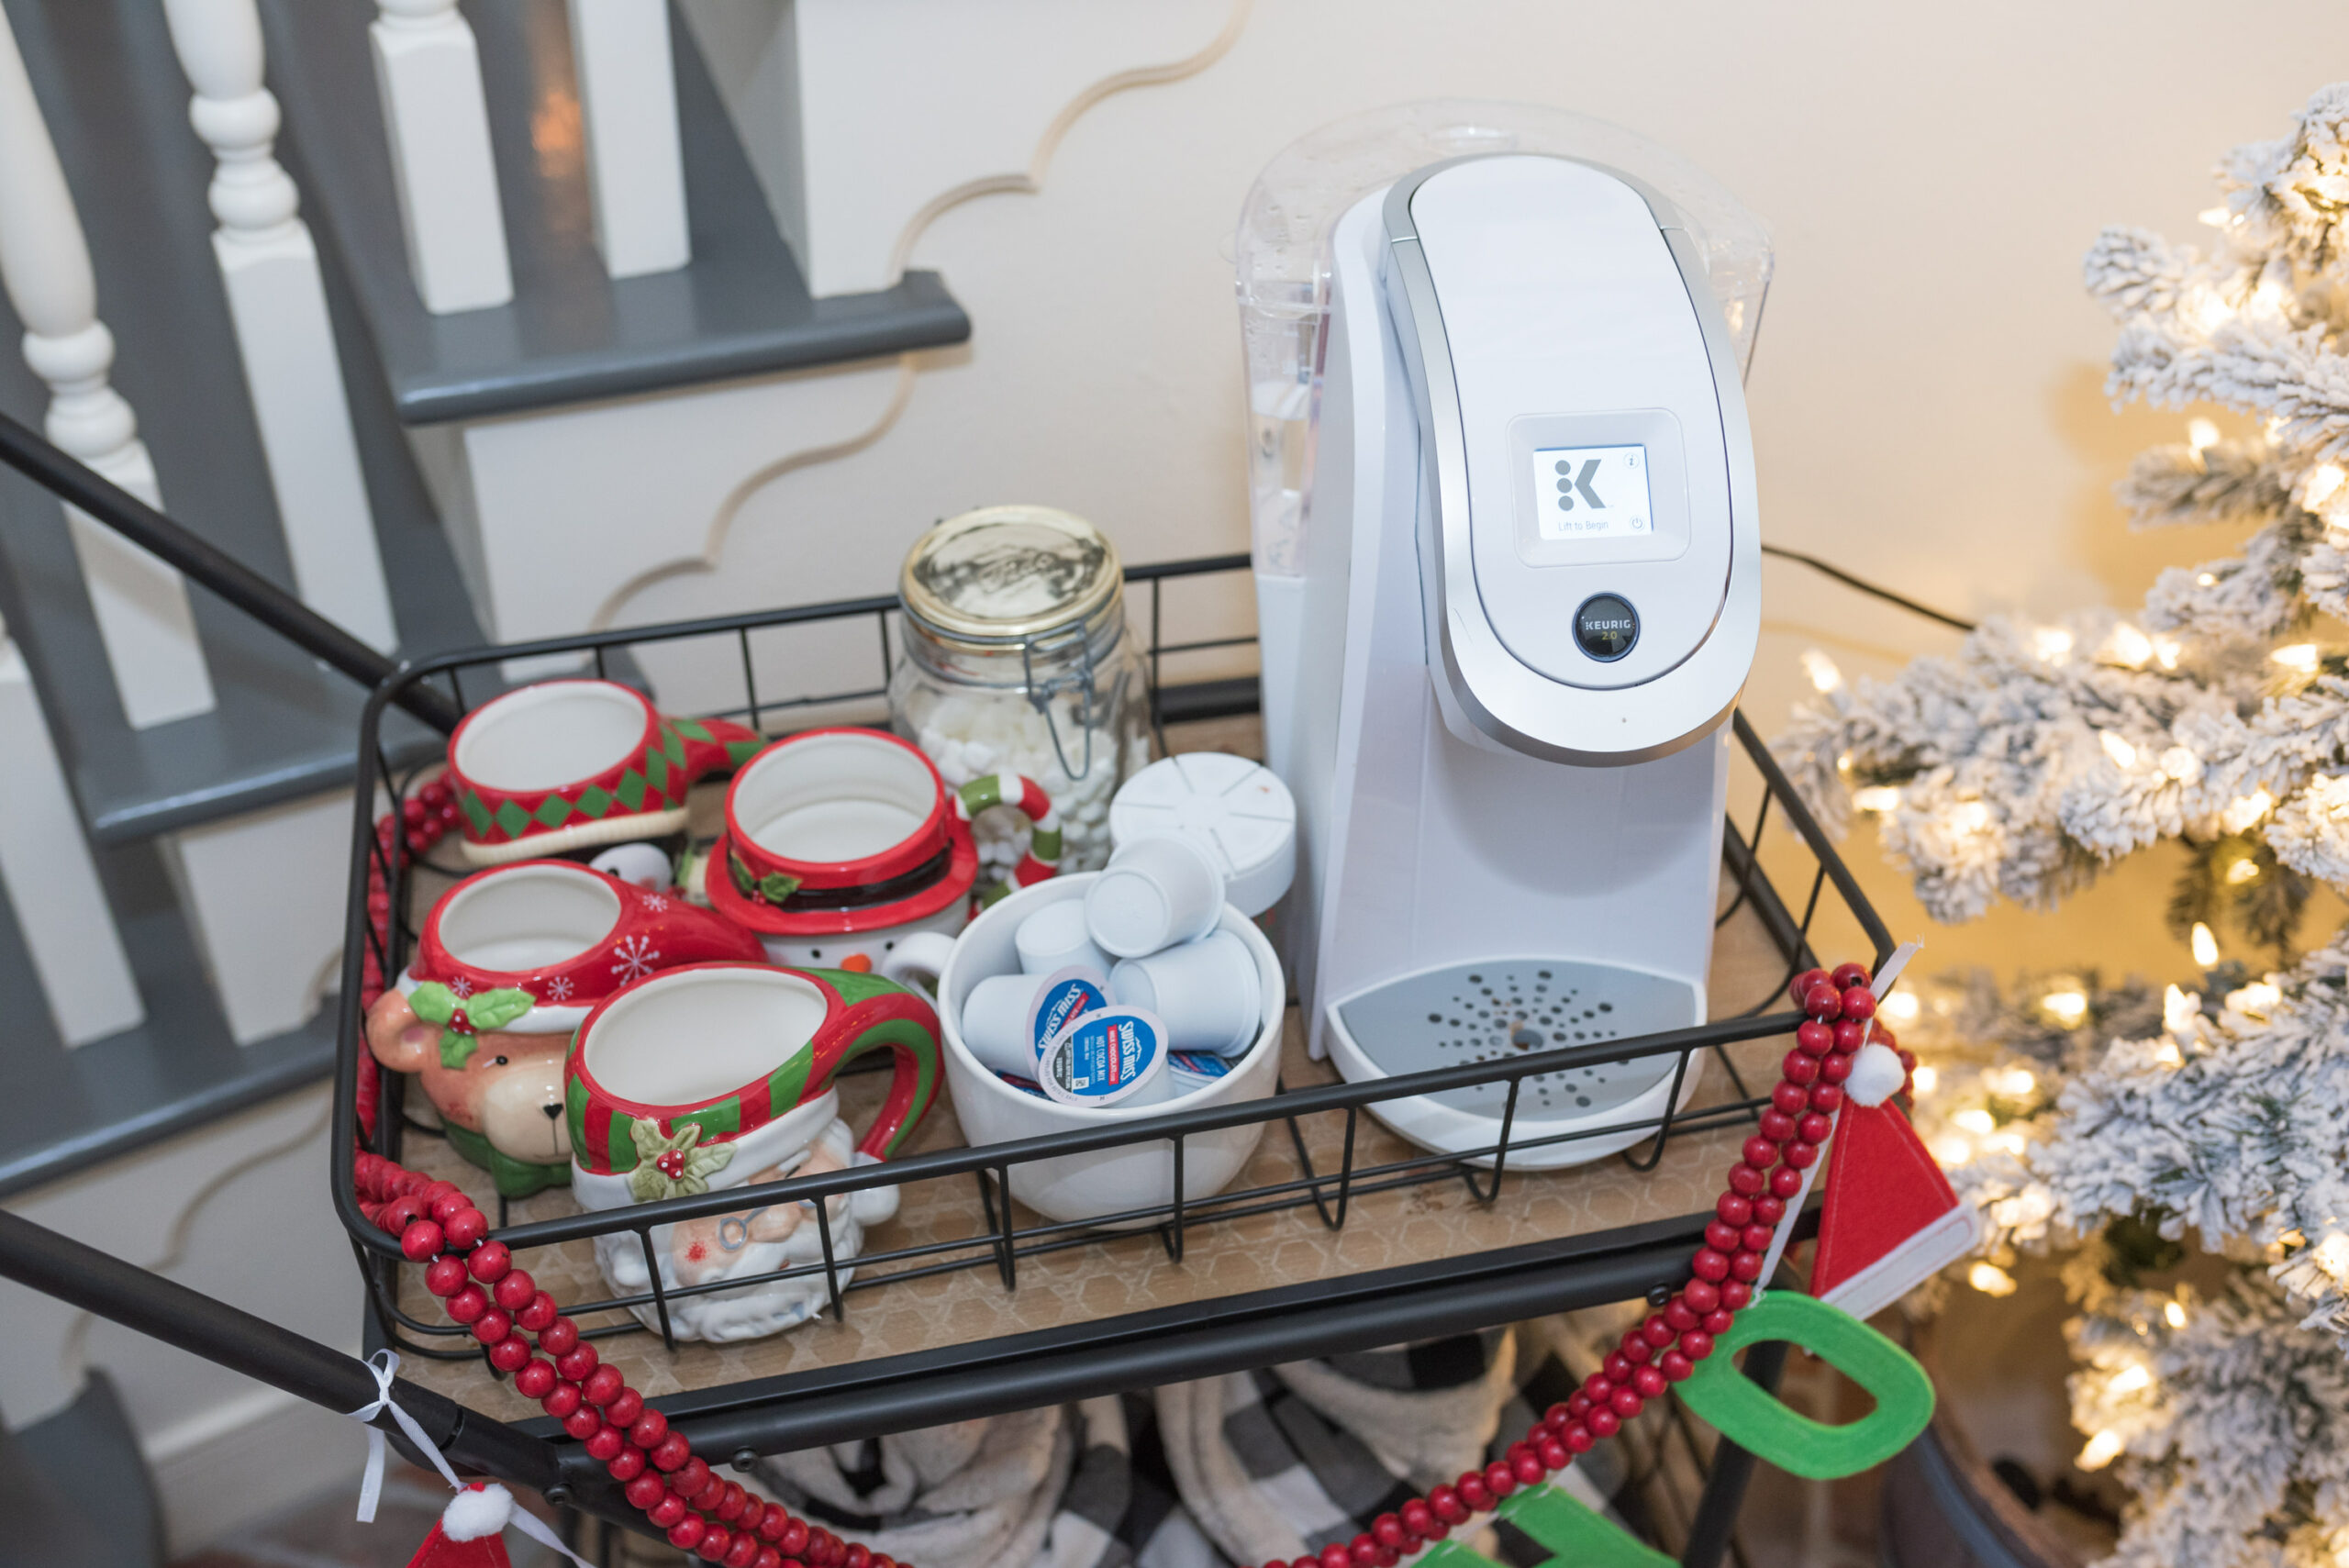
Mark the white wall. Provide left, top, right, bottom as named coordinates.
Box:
left=643, top=0, right=2345, bottom=981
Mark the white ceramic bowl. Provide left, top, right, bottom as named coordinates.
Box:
left=937, top=873, right=1284, bottom=1225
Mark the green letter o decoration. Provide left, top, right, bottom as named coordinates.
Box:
left=1675, top=1293, right=1935, bottom=1480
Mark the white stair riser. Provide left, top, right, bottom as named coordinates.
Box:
left=161, top=789, right=351, bottom=1046
left=0, top=640, right=143, bottom=1045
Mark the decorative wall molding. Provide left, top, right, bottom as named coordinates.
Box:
left=593, top=0, right=1252, bottom=634
left=882, top=0, right=1252, bottom=284
left=587, top=354, right=918, bottom=630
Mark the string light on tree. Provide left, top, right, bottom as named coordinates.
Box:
left=1776, top=83, right=2349, bottom=1567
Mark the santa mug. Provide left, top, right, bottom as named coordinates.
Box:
left=447, top=680, right=763, bottom=868
left=695, top=728, right=1060, bottom=974
left=564, top=962, right=942, bottom=1342
left=364, top=862, right=765, bottom=1196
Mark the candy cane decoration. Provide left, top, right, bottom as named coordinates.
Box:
left=952, top=773, right=1060, bottom=904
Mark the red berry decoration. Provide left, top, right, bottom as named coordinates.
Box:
left=1840, top=986, right=1876, bottom=1023
left=625, top=1474, right=666, bottom=1511
left=1802, top=982, right=1842, bottom=1019
left=648, top=1494, right=688, bottom=1529
left=604, top=1387, right=643, bottom=1427
left=400, top=1219, right=444, bottom=1262
left=517, top=1292, right=559, bottom=1332
left=1832, top=1019, right=1868, bottom=1053
left=515, top=1359, right=557, bottom=1399
left=541, top=1383, right=581, bottom=1419
left=585, top=1425, right=626, bottom=1462
left=487, top=1336, right=532, bottom=1373
left=493, top=1269, right=535, bottom=1311
left=539, top=1317, right=579, bottom=1356
left=669, top=1517, right=707, bottom=1551
left=1830, top=962, right=1871, bottom=990
left=563, top=1407, right=601, bottom=1441
left=556, top=1343, right=598, bottom=1381
left=425, top=1256, right=468, bottom=1297
left=468, top=1240, right=511, bottom=1282
left=472, top=1308, right=512, bottom=1345
left=445, top=1285, right=488, bottom=1325
left=1788, top=967, right=1830, bottom=1005
left=1795, top=1019, right=1833, bottom=1057
left=443, top=1207, right=488, bottom=1251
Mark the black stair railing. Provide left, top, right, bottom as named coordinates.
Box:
left=0, top=408, right=465, bottom=733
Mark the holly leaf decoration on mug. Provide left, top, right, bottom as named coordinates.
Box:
left=407, top=983, right=538, bottom=1068
left=728, top=849, right=802, bottom=906
left=629, top=1121, right=735, bottom=1202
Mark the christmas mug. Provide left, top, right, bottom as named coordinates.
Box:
left=364, top=861, right=766, bottom=1196
left=447, top=680, right=763, bottom=867
left=696, top=727, right=1061, bottom=973
left=564, top=962, right=942, bottom=1342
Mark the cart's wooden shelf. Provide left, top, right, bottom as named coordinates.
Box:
left=385, top=868, right=1795, bottom=1419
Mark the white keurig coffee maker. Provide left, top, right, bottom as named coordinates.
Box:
left=1236, top=103, right=1773, bottom=1167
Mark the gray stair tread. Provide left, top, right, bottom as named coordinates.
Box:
left=0, top=0, right=482, bottom=844
left=0, top=840, right=333, bottom=1201
left=259, top=0, right=969, bottom=426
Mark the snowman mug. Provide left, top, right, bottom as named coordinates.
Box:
left=698, top=727, right=1061, bottom=973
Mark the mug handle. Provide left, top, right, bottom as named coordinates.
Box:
left=952, top=773, right=1061, bottom=906
left=669, top=717, right=765, bottom=782
left=804, top=984, right=942, bottom=1160
left=879, top=930, right=958, bottom=997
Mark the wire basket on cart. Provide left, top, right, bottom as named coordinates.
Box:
left=329, top=553, right=1892, bottom=1555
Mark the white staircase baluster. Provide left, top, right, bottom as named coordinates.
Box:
left=370, top=0, right=512, bottom=314
left=163, top=0, right=398, bottom=653
left=0, top=620, right=144, bottom=1045
left=567, top=0, right=691, bottom=279
left=0, top=4, right=216, bottom=729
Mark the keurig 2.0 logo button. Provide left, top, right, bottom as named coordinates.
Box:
left=1574, top=594, right=1639, bottom=662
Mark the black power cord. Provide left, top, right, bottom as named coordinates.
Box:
left=1761, top=543, right=1977, bottom=632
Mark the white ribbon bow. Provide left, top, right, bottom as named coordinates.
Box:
left=346, top=1349, right=599, bottom=1568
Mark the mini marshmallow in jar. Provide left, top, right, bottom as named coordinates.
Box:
left=892, top=506, right=1151, bottom=873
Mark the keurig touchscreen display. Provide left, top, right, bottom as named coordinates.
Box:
left=1531, top=443, right=1652, bottom=541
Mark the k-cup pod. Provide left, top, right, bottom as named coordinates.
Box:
left=1166, top=1051, right=1233, bottom=1092
left=1109, top=754, right=1297, bottom=917
left=1028, top=965, right=1108, bottom=1055
left=958, top=973, right=1052, bottom=1077
left=1038, top=1007, right=1172, bottom=1108
left=1085, top=833, right=1224, bottom=958
left=1109, top=930, right=1259, bottom=1056
left=1016, top=899, right=1112, bottom=975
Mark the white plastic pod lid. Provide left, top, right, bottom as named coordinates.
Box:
left=1108, top=753, right=1297, bottom=917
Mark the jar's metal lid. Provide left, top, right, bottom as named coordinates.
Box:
left=900, top=506, right=1122, bottom=644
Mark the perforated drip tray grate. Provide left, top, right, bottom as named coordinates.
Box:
left=1332, top=959, right=1700, bottom=1121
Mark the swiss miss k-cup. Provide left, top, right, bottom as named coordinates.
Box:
left=1039, top=1006, right=1171, bottom=1108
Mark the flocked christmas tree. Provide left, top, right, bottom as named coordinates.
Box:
left=1779, top=84, right=2349, bottom=1568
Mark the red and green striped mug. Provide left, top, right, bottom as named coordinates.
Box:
left=564, top=962, right=941, bottom=1340
left=447, top=680, right=763, bottom=868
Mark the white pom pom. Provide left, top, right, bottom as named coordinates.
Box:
left=1844, top=1042, right=1907, bottom=1108
left=441, top=1483, right=514, bottom=1542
